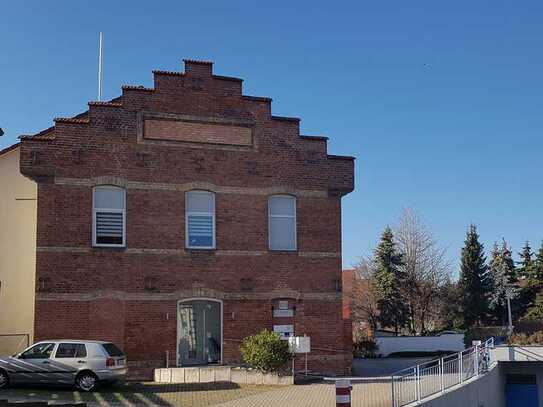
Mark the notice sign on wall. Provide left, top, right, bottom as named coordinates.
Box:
left=273, top=325, right=294, bottom=340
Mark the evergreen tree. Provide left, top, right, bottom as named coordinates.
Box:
left=488, top=240, right=518, bottom=325
left=458, top=225, right=488, bottom=328
left=437, top=278, right=463, bottom=330
left=535, top=241, right=543, bottom=282
left=372, top=227, right=408, bottom=334
left=516, top=241, right=539, bottom=319
left=517, top=241, right=535, bottom=280
left=523, top=292, right=543, bottom=320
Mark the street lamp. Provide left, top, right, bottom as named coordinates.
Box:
left=505, top=287, right=514, bottom=336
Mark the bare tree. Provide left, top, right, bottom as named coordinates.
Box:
left=394, top=209, right=451, bottom=334
left=350, top=259, right=380, bottom=335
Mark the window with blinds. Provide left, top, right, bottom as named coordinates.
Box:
left=93, top=186, right=126, bottom=247
left=268, top=195, right=297, bottom=251
left=186, top=190, right=215, bottom=249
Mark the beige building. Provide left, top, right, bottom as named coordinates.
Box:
left=0, top=144, right=36, bottom=355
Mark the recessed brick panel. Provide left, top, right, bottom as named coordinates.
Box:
left=144, top=119, right=252, bottom=146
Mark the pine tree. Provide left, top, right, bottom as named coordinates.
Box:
left=517, top=241, right=535, bottom=280
left=523, top=292, right=543, bottom=320
left=372, top=227, right=408, bottom=334
left=458, top=225, right=488, bottom=328
left=516, top=241, right=539, bottom=319
left=535, top=241, right=543, bottom=282
left=488, top=240, right=518, bottom=325
left=501, top=241, right=518, bottom=285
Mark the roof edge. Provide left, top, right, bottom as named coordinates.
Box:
left=301, top=135, right=329, bottom=141
left=271, top=115, right=301, bottom=123
left=327, top=154, right=356, bottom=161
left=0, top=143, right=20, bottom=157
left=212, top=74, right=243, bottom=83
left=243, top=95, right=272, bottom=102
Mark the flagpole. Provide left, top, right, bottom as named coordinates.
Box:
left=98, top=32, right=103, bottom=101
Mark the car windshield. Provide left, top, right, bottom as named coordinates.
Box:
left=20, top=343, right=55, bottom=359
left=102, top=343, right=124, bottom=357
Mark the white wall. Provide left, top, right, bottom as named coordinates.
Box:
left=376, top=334, right=465, bottom=357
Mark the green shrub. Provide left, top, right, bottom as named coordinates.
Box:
left=353, top=336, right=379, bottom=358
left=240, top=329, right=292, bottom=372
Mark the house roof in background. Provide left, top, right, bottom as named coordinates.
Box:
left=0, top=142, right=20, bottom=157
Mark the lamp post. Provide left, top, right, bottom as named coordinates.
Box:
left=505, top=287, right=514, bottom=336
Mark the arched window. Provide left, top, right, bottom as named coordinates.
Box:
left=92, top=186, right=126, bottom=247
left=185, top=190, right=215, bottom=249
left=268, top=195, right=296, bottom=251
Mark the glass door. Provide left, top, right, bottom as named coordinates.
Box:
left=178, top=300, right=221, bottom=366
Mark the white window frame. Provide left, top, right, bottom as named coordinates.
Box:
left=185, top=190, right=216, bottom=250
left=268, top=194, right=297, bottom=251
left=92, top=185, right=126, bottom=248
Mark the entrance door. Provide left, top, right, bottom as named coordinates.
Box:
left=178, top=299, right=221, bottom=366
left=506, top=375, right=539, bottom=407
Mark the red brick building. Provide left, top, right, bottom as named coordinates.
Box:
left=19, top=59, right=355, bottom=378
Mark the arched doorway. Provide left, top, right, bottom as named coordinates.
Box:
left=177, top=298, right=222, bottom=366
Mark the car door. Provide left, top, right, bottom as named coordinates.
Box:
left=51, top=343, right=88, bottom=384
left=13, top=342, right=57, bottom=384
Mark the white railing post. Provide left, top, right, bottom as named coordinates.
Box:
left=440, top=358, right=444, bottom=392
left=416, top=365, right=421, bottom=402
left=474, top=344, right=479, bottom=377
left=458, top=352, right=463, bottom=383
left=391, top=376, right=396, bottom=407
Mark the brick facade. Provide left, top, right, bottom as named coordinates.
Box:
left=19, top=59, right=355, bottom=378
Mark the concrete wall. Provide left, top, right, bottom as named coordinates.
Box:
left=492, top=345, right=543, bottom=363
left=0, top=146, right=37, bottom=355
left=419, top=364, right=505, bottom=407
left=376, top=334, right=465, bottom=357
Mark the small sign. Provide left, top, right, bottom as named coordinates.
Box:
left=288, top=336, right=311, bottom=353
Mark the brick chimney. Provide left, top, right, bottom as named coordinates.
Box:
left=183, top=59, right=213, bottom=77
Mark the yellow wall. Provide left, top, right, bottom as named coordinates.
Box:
left=0, top=146, right=36, bottom=354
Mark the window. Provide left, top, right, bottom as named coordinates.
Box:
left=20, top=343, right=55, bottom=359
left=55, top=343, right=87, bottom=358
left=93, top=186, right=126, bottom=247
left=102, top=343, right=125, bottom=357
left=185, top=190, right=215, bottom=249
left=268, top=195, right=296, bottom=251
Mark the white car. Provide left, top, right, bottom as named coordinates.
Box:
left=0, top=340, right=127, bottom=392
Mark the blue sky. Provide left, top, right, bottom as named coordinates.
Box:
left=1, top=1, right=542, bottom=275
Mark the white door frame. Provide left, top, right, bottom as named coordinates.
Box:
left=176, top=298, right=223, bottom=367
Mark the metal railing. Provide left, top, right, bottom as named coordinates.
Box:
left=391, top=337, right=494, bottom=407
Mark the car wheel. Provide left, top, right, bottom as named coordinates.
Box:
left=76, top=371, right=98, bottom=392
left=0, top=369, right=9, bottom=389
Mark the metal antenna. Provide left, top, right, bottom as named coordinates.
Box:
left=98, top=32, right=104, bottom=101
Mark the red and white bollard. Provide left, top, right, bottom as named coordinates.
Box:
left=335, top=378, right=352, bottom=407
